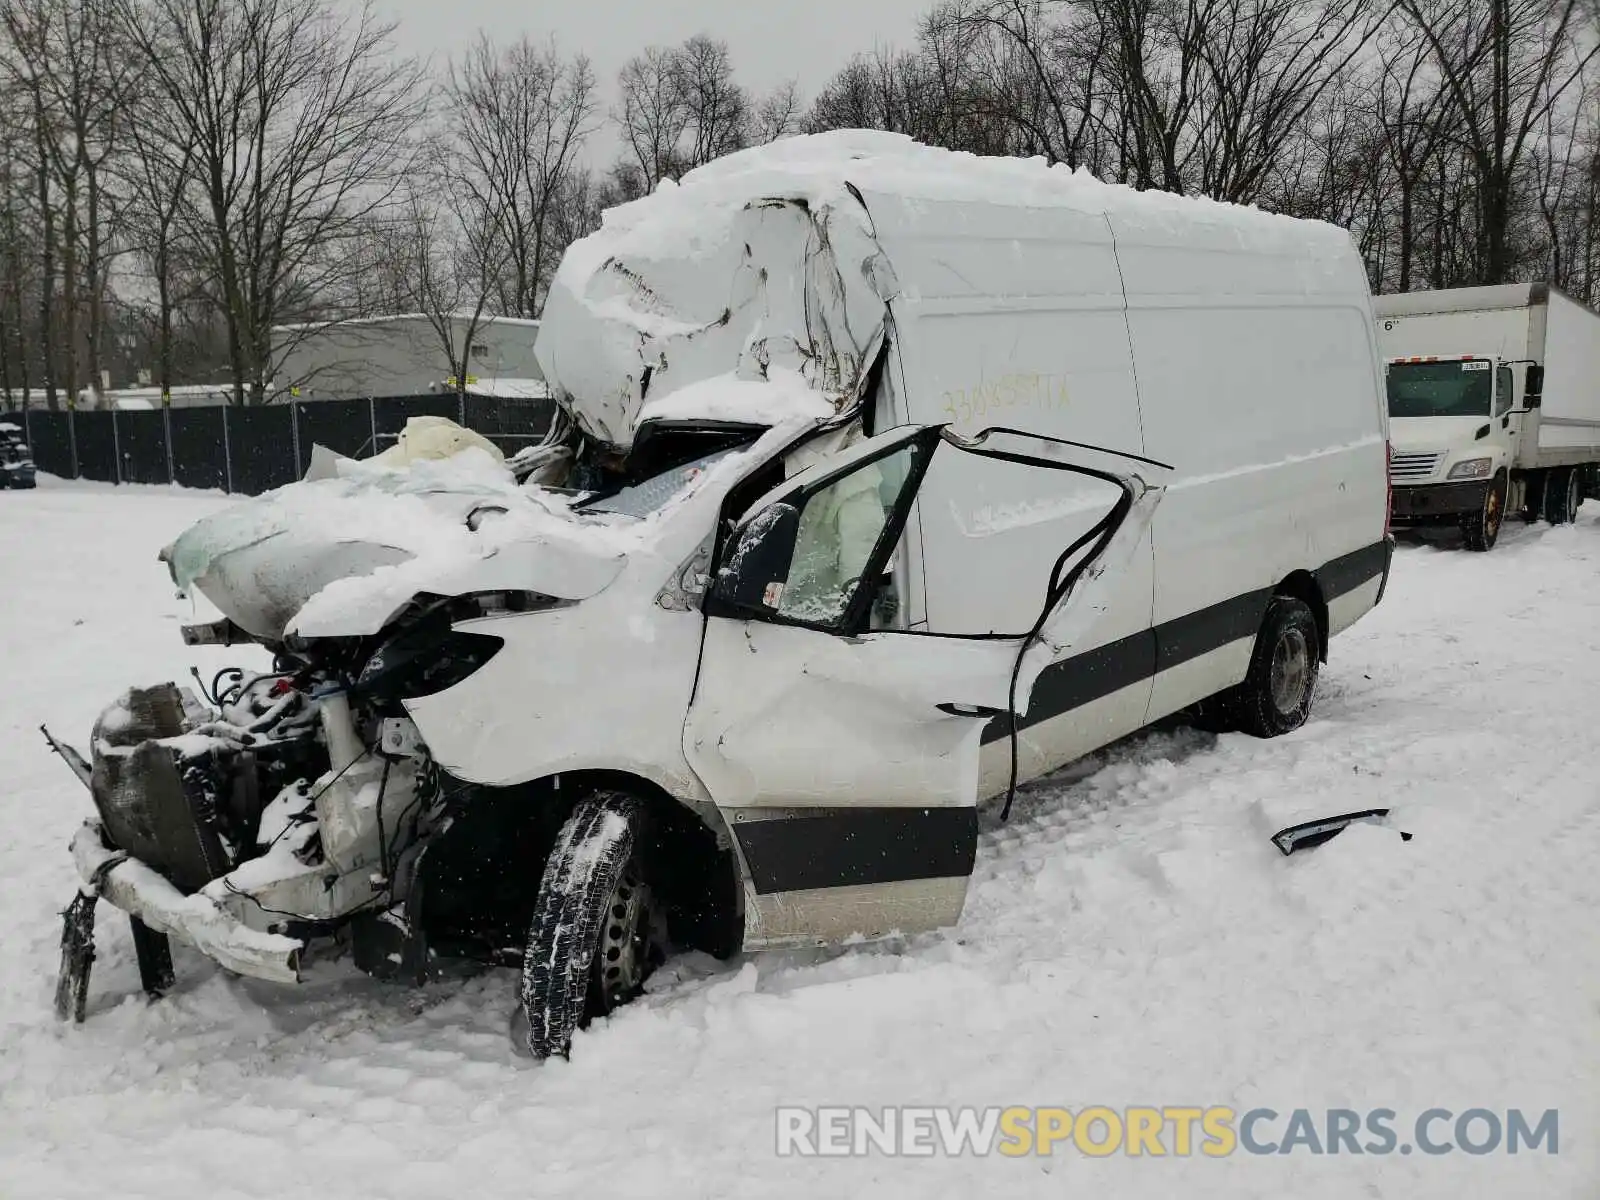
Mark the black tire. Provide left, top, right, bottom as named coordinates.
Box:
left=1544, top=467, right=1581, bottom=525
left=516, top=791, right=665, bottom=1061
left=1461, top=471, right=1507, bottom=551
left=1224, top=596, right=1320, bottom=738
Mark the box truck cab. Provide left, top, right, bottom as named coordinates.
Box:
left=1376, top=285, right=1600, bottom=550
left=61, top=134, right=1393, bottom=1059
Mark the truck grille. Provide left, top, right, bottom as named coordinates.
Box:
left=1389, top=450, right=1443, bottom=481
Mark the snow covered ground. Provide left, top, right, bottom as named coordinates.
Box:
left=2, top=476, right=1596, bottom=1199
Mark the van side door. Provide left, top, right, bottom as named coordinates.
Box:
left=683, top=425, right=1167, bottom=950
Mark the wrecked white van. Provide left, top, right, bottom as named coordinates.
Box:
left=52, top=133, right=1392, bottom=1059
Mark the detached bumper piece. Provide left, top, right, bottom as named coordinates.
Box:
left=1390, top=481, right=1490, bottom=523
left=1271, top=808, right=1413, bottom=856
left=54, top=683, right=305, bottom=1021
left=61, top=820, right=303, bottom=1017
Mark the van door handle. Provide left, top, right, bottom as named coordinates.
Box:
left=1502, top=416, right=1511, bottom=428
left=936, top=702, right=1006, bottom=718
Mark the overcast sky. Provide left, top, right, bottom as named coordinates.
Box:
left=386, top=0, right=932, bottom=147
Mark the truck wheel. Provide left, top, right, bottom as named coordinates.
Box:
left=1544, top=467, right=1581, bottom=525
left=1461, top=471, right=1507, bottom=551
left=1226, top=596, right=1320, bottom=738
left=515, top=791, right=666, bottom=1061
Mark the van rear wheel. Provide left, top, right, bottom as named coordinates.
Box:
left=1225, top=596, right=1320, bottom=738
left=514, top=791, right=667, bottom=1061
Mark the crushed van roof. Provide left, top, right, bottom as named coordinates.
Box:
left=537, top=131, right=1360, bottom=449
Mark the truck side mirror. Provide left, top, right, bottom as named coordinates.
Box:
left=1526, top=365, right=1544, bottom=407
left=707, top=502, right=801, bottom=614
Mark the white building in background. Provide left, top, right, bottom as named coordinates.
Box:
left=271, top=313, right=546, bottom=401
left=1, top=314, right=548, bottom=412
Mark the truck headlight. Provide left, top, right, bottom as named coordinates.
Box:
left=1447, top=457, right=1493, bottom=480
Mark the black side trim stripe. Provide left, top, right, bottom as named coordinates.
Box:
left=735, top=807, right=978, bottom=895
left=984, top=630, right=1156, bottom=742
left=981, top=539, right=1390, bottom=745
left=1315, top=541, right=1391, bottom=602
left=1154, top=587, right=1272, bottom=671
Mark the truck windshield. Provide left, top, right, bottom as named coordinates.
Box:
left=1386, top=361, right=1493, bottom=418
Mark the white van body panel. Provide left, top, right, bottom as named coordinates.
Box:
left=539, top=133, right=1391, bottom=950
left=844, top=188, right=1387, bottom=798
left=855, top=191, right=1162, bottom=791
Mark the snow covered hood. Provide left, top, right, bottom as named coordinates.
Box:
left=164, top=414, right=818, bottom=641
left=164, top=449, right=631, bottom=640
left=536, top=130, right=1356, bottom=449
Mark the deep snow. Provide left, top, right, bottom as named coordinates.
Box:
left=1, top=476, right=1596, bottom=1199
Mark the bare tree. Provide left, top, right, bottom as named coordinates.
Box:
left=444, top=34, right=598, bottom=320
left=616, top=45, right=690, bottom=190
left=614, top=36, right=755, bottom=190
left=0, top=77, right=36, bottom=406
left=753, top=80, right=804, bottom=144
left=1401, top=0, right=1599, bottom=281
left=118, top=0, right=425, bottom=404
left=119, top=74, right=196, bottom=403
left=1, top=0, right=58, bottom=406
left=671, top=35, right=750, bottom=168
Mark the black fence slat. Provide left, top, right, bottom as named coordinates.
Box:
left=226, top=405, right=297, bottom=496
left=4, top=392, right=559, bottom=493
left=462, top=394, right=500, bottom=434
left=115, top=410, right=170, bottom=485
left=495, top=396, right=554, bottom=438
left=74, top=411, right=117, bottom=482
left=168, top=407, right=227, bottom=491
left=295, top=397, right=375, bottom=475
left=372, top=394, right=462, bottom=437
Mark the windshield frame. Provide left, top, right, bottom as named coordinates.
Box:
left=572, top=439, right=759, bottom=520
left=1386, top=358, right=1496, bottom=419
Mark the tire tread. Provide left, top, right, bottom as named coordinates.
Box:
left=519, top=792, right=641, bottom=1060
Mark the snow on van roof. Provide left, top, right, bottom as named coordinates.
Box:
left=574, top=130, right=1349, bottom=270
left=540, top=131, right=1357, bottom=447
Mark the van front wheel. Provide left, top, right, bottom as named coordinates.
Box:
left=514, top=792, right=666, bottom=1061
left=1227, top=596, right=1320, bottom=738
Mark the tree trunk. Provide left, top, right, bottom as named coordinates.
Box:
left=156, top=249, right=173, bottom=401
left=34, top=98, right=56, bottom=411
left=61, top=186, right=79, bottom=408
left=1397, top=182, right=1415, bottom=293
left=85, top=159, right=103, bottom=402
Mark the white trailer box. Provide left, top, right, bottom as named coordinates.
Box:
left=1375, top=284, right=1600, bottom=548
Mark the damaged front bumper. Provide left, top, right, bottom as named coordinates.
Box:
left=69, top=820, right=304, bottom=985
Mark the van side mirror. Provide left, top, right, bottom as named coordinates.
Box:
left=707, top=502, right=800, bottom=614
left=1525, top=364, right=1543, bottom=407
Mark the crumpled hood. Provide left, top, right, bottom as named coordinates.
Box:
left=165, top=449, right=630, bottom=641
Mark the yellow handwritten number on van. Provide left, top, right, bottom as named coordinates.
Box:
left=942, top=372, right=1070, bottom=424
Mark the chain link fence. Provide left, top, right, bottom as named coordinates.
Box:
left=0, top=394, right=555, bottom=495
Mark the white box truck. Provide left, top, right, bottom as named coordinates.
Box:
left=1375, top=284, right=1600, bottom=549
left=55, top=133, right=1393, bottom=1059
